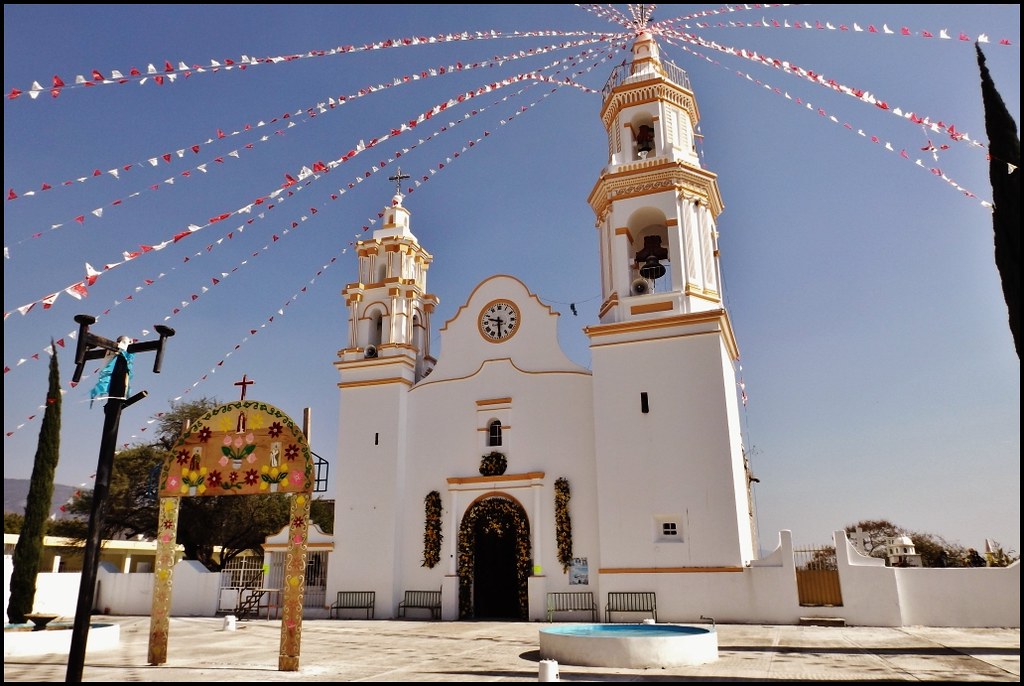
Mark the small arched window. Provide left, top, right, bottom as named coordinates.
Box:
left=487, top=420, right=503, bottom=447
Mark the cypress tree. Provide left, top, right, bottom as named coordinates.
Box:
left=7, top=342, right=62, bottom=624
left=976, top=44, right=1021, bottom=358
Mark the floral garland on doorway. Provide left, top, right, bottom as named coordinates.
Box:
left=457, top=497, right=531, bottom=619
left=554, top=477, right=573, bottom=572
left=422, top=490, right=442, bottom=568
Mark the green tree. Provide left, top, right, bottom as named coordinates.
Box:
left=977, top=44, right=1021, bottom=358
left=6, top=343, right=62, bottom=624
left=178, top=494, right=290, bottom=570
left=64, top=445, right=165, bottom=541
left=153, top=397, right=220, bottom=450
left=4, top=512, right=26, bottom=534
left=310, top=498, right=334, bottom=534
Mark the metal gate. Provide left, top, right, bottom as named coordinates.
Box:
left=219, top=551, right=327, bottom=611
left=794, top=545, right=843, bottom=606
left=263, top=550, right=327, bottom=610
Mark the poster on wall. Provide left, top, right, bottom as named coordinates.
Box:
left=569, top=557, right=589, bottom=585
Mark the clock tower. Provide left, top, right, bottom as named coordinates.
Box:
left=586, top=31, right=757, bottom=569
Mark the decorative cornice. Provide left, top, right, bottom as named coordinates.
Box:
left=589, top=160, right=723, bottom=219
left=586, top=308, right=740, bottom=360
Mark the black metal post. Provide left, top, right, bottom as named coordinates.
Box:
left=64, top=315, right=171, bottom=682
left=66, top=356, right=144, bottom=682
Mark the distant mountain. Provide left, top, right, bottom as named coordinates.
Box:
left=4, top=478, right=79, bottom=519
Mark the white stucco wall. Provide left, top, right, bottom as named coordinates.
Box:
left=95, top=560, right=221, bottom=616
left=590, top=319, right=752, bottom=568
left=895, top=561, right=1020, bottom=627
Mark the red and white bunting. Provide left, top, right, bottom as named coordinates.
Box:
left=659, top=33, right=991, bottom=208
left=656, top=25, right=988, bottom=155
left=653, top=9, right=1014, bottom=46
left=6, top=29, right=614, bottom=102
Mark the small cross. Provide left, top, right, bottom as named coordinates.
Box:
left=850, top=527, right=870, bottom=554
left=234, top=373, right=255, bottom=401
left=388, top=167, right=411, bottom=195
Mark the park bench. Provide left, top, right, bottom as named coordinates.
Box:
left=397, top=589, right=442, bottom=619
left=330, top=591, right=375, bottom=619
left=605, top=591, right=657, bottom=623
left=546, top=591, right=598, bottom=622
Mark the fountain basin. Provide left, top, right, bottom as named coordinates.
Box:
left=539, top=623, right=718, bottom=669
left=3, top=621, right=120, bottom=658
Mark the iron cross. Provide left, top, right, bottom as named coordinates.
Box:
left=234, top=373, right=255, bottom=401
left=388, top=167, right=411, bottom=195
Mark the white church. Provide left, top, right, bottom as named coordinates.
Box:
left=324, top=31, right=1018, bottom=627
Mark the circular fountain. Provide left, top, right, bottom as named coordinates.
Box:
left=4, top=619, right=121, bottom=658
left=539, top=623, right=718, bottom=669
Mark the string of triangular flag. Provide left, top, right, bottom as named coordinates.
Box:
left=656, top=25, right=988, bottom=155
left=3, top=41, right=621, bottom=386
left=662, top=34, right=992, bottom=208
left=5, top=35, right=614, bottom=257
left=3, top=55, right=617, bottom=322
left=4, top=29, right=615, bottom=101
left=654, top=10, right=1015, bottom=45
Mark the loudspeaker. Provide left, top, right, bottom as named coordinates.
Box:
left=631, top=278, right=651, bottom=295
left=364, top=345, right=378, bottom=359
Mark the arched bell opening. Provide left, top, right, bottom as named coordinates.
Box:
left=364, top=305, right=386, bottom=348
left=628, top=208, right=671, bottom=293
left=629, top=112, right=656, bottom=160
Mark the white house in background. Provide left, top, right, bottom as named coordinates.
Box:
left=885, top=536, right=924, bottom=568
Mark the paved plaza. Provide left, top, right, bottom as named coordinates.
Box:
left=3, top=617, right=1019, bottom=682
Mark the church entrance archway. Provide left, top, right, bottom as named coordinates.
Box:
left=457, top=495, right=531, bottom=620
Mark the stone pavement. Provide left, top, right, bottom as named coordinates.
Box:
left=3, top=617, right=1019, bottom=682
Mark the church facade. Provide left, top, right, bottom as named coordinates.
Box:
left=326, top=31, right=759, bottom=622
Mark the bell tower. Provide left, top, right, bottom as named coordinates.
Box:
left=587, top=31, right=756, bottom=569
left=589, top=30, right=725, bottom=323
left=331, top=184, right=439, bottom=599
left=336, top=180, right=438, bottom=383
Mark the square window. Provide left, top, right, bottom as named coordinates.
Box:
left=654, top=515, right=683, bottom=543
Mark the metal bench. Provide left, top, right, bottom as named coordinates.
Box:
left=330, top=591, right=375, bottom=619
left=546, top=591, right=598, bottom=622
left=605, top=591, right=657, bottom=623
left=397, top=589, right=441, bottom=619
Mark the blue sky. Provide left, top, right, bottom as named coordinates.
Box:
left=4, top=5, right=1019, bottom=554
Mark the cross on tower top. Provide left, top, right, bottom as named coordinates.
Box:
left=629, top=3, right=654, bottom=29
left=388, top=167, right=411, bottom=196
left=234, top=373, right=255, bottom=401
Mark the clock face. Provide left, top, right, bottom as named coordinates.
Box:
left=479, top=299, right=520, bottom=342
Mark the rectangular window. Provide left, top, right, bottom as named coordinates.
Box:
left=654, top=515, right=683, bottom=543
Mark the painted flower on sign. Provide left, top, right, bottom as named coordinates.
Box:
left=284, top=444, right=300, bottom=462
left=260, top=465, right=289, bottom=492
left=268, top=421, right=284, bottom=438
left=222, top=432, right=256, bottom=469
left=180, top=467, right=208, bottom=495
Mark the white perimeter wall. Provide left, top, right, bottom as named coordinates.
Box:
left=5, top=556, right=220, bottom=620
left=8, top=534, right=1020, bottom=627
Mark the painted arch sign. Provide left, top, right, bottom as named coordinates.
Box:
left=148, top=400, right=313, bottom=671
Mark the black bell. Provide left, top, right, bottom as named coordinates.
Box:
left=639, top=255, right=666, bottom=280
